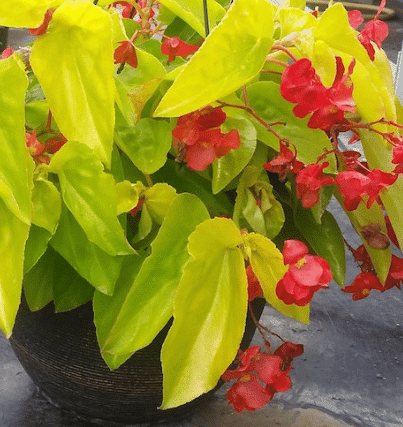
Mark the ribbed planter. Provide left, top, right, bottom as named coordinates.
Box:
left=9, top=296, right=265, bottom=424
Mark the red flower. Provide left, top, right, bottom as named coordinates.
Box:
left=276, top=240, right=332, bottom=306
left=263, top=141, right=304, bottom=180
left=114, top=41, right=138, bottom=68
left=348, top=10, right=364, bottom=29
left=172, top=106, right=240, bottom=171
left=222, top=344, right=301, bottom=412
left=226, top=377, right=273, bottom=412
left=274, top=342, right=304, bottom=368
left=383, top=255, right=403, bottom=291
left=45, top=134, right=67, bottom=154
left=26, top=131, right=45, bottom=157
left=110, top=1, right=135, bottom=18
left=295, top=162, right=334, bottom=209
left=28, top=9, right=54, bottom=36
left=338, top=150, right=362, bottom=171
left=355, top=0, right=388, bottom=60
left=161, top=37, right=199, bottom=64
left=336, top=169, right=397, bottom=211
left=342, top=272, right=383, bottom=300
left=1, top=47, right=13, bottom=59
left=280, top=57, right=355, bottom=130
left=246, top=264, right=263, bottom=301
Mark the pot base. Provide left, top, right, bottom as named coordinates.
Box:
left=10, top=297, right=265, bottom=424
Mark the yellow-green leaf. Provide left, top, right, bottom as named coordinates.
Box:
left=0, top=0, right=64, bottom=28
left=0, top=55, right=33, bottom=224
left=154, top=0, right=275, bottom=117
left=30, top=0, right=115, bottom=166
left=161, top=218, right=247, bottom=409
left=0, top=201, right=30, bottom=337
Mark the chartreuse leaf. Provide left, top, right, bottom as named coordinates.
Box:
left=212, top=117, right=256, bottom=194
left=246, top=81, right=336, bottom=172
left=49, top=141, right=134, bottom=256
left=96, top=193, right=210, bottom=369
left=0, top=55, right=33, bottom=224
left=31, top=178, right=61, bottom=234
left=50, top=205, right=125, bottom=295
left=161, top=218, right=247, bottom=409
left=30, top=0, right=115, bottom=167
left=0, top=0, right=63, bottom=27
left=278, top=8, right=317, bottom=38
left=154, top=0, right=275, bottom=117
left=115, top=118, right=172, bottom=174
left=115, top=180, right=140, bottom=216
left=294, top=207, right=346, bottom=286
left=157, top=0, right=226, bottom=37
left=24, top=178, right=61, bottom=274
left=24, top=225, right=52, bottom=274
left=313, top=3, right=396, bottom=124
left=144, top=183, right=177, bottom=224
left=115, top=47, right=166, bottom=125
left=0, top=200, right=30, bottom=337
left=234, top=166, right=285, bottom=239
left=244, top=233, right=309, bottom=324
left=152, top=159, right=233, bottom=216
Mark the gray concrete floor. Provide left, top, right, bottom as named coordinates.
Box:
left=2, top=2, right=403, bottom=426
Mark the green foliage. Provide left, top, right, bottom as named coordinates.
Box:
left=154, top=0, right=275, bottom=117
left=49, top=141, right=134, bottom=256
left=234, top=166, right=285, bottom=239
left=212, top=117, right=256, bottom=194
left=95, top=193, right=210, bottom=369
left=161, top=218, right=247, bottom=409
left=157, top=0, right=226, bottom=37
left=115, top=118, right=172, bottom=174
left=246, top=81, right=336, bottom=172
left=50, top=205, right=125, bottom=295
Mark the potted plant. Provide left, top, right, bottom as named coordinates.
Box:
left=1, top=0, right=402, bottom=421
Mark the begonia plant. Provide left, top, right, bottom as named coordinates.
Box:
left=1, top=0, right=403, bottom=413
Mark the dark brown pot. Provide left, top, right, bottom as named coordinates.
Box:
left=9, top=296, right=265, bottom=424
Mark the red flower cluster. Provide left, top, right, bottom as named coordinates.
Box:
left=161, top=37, right=199, bottom=64
left=25, top=130, right=67, bottom=164
left=342, top=244, right=403, bottom=300
left=276, top=240, right=332, bottom=306
left=348, top=0, right=389, bottom=60
left=222, top=342, right=303, bottom=412
left=172, top=106, right=241, bottom=171
left=280, top=57, right=355, bottom=130
left=295, top=162, right=334, bottom=208
left=263, top=141, right=304, bottom=180
left=114, top=41, right=138, bottom=69
left=336, top=169, right=397, bottom=211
